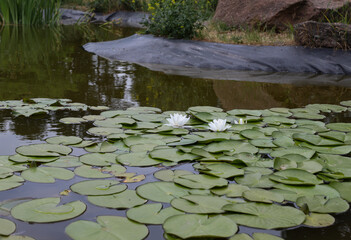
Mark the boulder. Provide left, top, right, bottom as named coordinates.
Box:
left=294, top=21, right=351, bottom=49
left=213, top=0, right=351, bottom=30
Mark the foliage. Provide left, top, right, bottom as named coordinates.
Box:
left=0, top=0, right=61, bottom=25
left=321, top=2, right=351, bottom=24
left=143, top=0, right=216, bottom=39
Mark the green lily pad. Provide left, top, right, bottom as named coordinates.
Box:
left=263, top=116, right=295, bottom=125
left=0, top=156, right=27, bottom=172
left=235, top=173, right=276, bottom=188
left=84, top=142, right=119, bottom=153
left=88, top=190, right=147, bottom=209
left=297, top=195, right=349, bottom=213
left=45, top=136, right=82, bottom=145
left=117, top=152, right=163, bottom=166
left=211, top=184, right=250, bottom=197
left=189, top=106, right=223, bottom=113
left=126, top=203, right=184, bottom=224
left=21, top=167, right=74, bottom=183
left=0, top=218, right=15, bottom=236
left=203, top=140, right=239, bottom=153
left=69, top=141, right=96, bottom=148
left=70, top=180, right=126, bottom=196
left=330, top=182, right=351, bottom=202
left=164, top=214, right=237, bottom=239
left=228, top=109, right=262, bottom=116
left=43, top=156, right=82, bottom=168
left=197, top=163, right=244, bottom=178
left=270, top=169, right=322, bottom=185
left=299, top=142, right=351, bottom=155
left=79, top=153, right=117, bottom=166
left=303, top=213, right=335, bottom=227
left=171, top=195, right=232, bottom=214
left=87, top=127, right=123, bottom=136
left=136, top=182, right=191, bottom=203
left=150, top=148, right=198, bottom=163
left=229, top=233, right=253, bottom=240
left=274, top=157, right=297, bottom=171
left=252, top=233, right=284, bottom=240
left=59, top=117, right=87, bottom=124
left=270, top=147, right=316, bottom=159
left=83, top=115, right=106, bottom=121
left=0, top=168, right=13, bottom=179
left=224, top=202, right=305, bottom=229
left=153, top=170, right=193, bottom=182
left=293, top=133, right=342, bottom=146
left=65, top=216, right=148, bottom=240
left=306, top=104, right=347, bottom=113
left=174, top=174, right=228, bottom=189
left=8, top=154, right=58, bottom=163
left=123, top=136, right=165, bottom=147
left=249, top=139, right=277, bottom=148
left=15, top=144, right=72, bottom=157
left=272, top=136, right=295, bottom=148
left=128, top=106, right=162, bottom=112
left=74, top=165, right=113, bottom=179
left=11, top=198, right=86, bottom=223
left=319, top=131, right=345, bottom=142
left=132, top=113, right=165, bottom=122
left=326, top=123, right=351, bottom=132
left=243, top=188, right=284, bottom=203
left=0, top=176, right=24, bottom=191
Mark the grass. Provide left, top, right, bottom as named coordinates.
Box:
left=196, top=21, right=295, bottom=46
left=0, top=0, right=61, bottom=26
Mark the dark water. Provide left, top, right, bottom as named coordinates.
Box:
left=1, top=25, right=351, bottom=240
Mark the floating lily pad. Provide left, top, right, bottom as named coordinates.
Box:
left=83, top=115, right=106, bottom=121
left=117, top=152, right=163, bottom=167
left=270, top=147, right=315, bottom=159
left=150, top=148, right=198, bottom=163
left=59, top=117, right=87, bottom=124
left=243, top=188, right=284, bottom=203
left=235, top=173, right=276, bottom=188
left=330, top=182, right=351, bottom=202
left=174, top=174, right=227, bottom=189
left=65, top=216, right=148, bottom=240
left=0, top=156, right=27, bottom=172
left=8, top=154, right=58, bottom=163
left=163, top=214, right=237, bottom=239
left=250, top=139, right=277, bottom=148
left=296, top=196, right=349, bottom=213
left=0, top=168, right=13, bottom=179
left=326, top=123, right=351, bottom=132
left=69, top=141, right=96, bottom=148
left=70, top=180, right=126, bottom=196
left=136, top=182, right=190, bottom=203
left=197, top=163, right=244, bottom=178
left=11, top=198, right=86, bottom=223
left=45, top=136, right=82, bottom=146
left=0, top=176, right=24, bottom=191
left=126, top=203, right=184, bottom=224
left=0, top=218, right=16, bottom=236
left=211, top=184, right=250, bottom=197
left=80, top=153, right=117, bottom=166
left=87, top=127, right=123, bottom=137
left=21, top=167, right=74, bottom=183
left=15, top=144, right=72, bottom=157
left=88, top=190, right=147, bottom=209
left=74, top=165, right=112, bottom=179
left=252, top=233, right=284, bottom=240
left=224, top=202, right=305, bottom=229
left=153, top=170, right=193, bottom=182
left=270, top=169, right=323, bottom=185
left=304, top=213, right=335, bottom=227
left=171, top=195, right=231, bottom=214
left=84, top=142, right=119, bottom=153
left=43, top=156, right=82, bottom=168
left=189, top=106, right=223, bottom=113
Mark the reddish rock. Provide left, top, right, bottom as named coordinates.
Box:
left=213, top=0, right=351, bottom=30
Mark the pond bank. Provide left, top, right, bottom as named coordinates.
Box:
left=83, top=34, right=351, bottom=81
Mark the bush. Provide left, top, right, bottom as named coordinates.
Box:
left=88, top=0, right=148, bottom=12
left=143, top=0, right=215, bottom=39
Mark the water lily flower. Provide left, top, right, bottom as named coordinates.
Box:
left=208, top=119, right=231, bottom=132
left=234, top=118, right=246, bottom=124
left=165, top=113, right=190, bottom=128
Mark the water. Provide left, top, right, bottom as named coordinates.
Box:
left=1, top=25, right=351, bottom=240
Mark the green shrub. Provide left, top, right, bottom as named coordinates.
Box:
left=143, top=0, right=215, bottom=39
left=0, top=0, right=61, bottom=25
left=88, top=0, right=148, bottom=12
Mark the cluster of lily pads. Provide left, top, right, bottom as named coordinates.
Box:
left=2, top=98, right=351, bottom=239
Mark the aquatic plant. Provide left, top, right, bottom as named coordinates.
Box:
left=0, top=0, right=61, bottom=25
left=164, top=113, right=190, bottom=128
left=208, top=118, right=231, bottom=131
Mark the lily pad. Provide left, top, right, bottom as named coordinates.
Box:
left=45, top=136, right=82, bottom=146
left=224, top=202, right=305, bottom=229
left=330, top=182, right=351, bottom=202
left=11, top=198, right=86, bottom=223
left=87, top=127, right=123, bottom=137
left=326, top=123, right=351, bottom=132
left=88, top=190, right=147, bottom=209
left=153, top=170, right=193, bottom=182
left=15, top=144, right=72, bottom=157
left=296, top=196, right=349, bottom=213
left=235, top=173, right=276, bottom=188
left=136, top=182, right=190, bottom=203
left=243, top=188, right=284, bottom=203
left=171, top=195, right=231, bottom=214
left=79, top=153, right=117, bottom=166
left=0, top=218, right=16, bottom=236
left=304, top=213, right=335, bottom=227
left=117, top=152, right=163, bottom=167
left=197, top=163, right=244, bottom=178
left=174, top=174, right=228, bottom=189
left=150, top=148, right=199, bottom=163
left=65, top=216, right=148, bottom=240
left=126, top=203, right=184, bottom=224
left=0, top=176, right=24, bottom=191
left=59, top=117, right=87, bottom=124
left=70, top=180, right=127, bottom=196
left=74, top=165, right=112, bottom=179
left=84, top=142, right=119, bottom=153
left=163, top=214, right=237, bottom=239
left=270, top=169, right=323, bottom=185
left=211, top=184, right=250, bottom=197
left=8, top=154, right=58, bottom=163
left=43, top=156, right=82, bottom=168
left=21, top=167, right=74, bottom=183
left=189, top=106, right=223, bottom=113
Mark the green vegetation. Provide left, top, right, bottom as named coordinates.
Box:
left=61, top=0, right=150, bottom=12
left=0, top=0, right=61, bottom=25
left=143, top=0, right=216, bottom=39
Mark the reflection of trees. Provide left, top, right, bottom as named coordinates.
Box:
left=213, top=80, right=351, bottom=111
left=130, top=65, right=220, bottom=111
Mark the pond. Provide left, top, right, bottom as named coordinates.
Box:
left=1, top=25, right=351, bottom=240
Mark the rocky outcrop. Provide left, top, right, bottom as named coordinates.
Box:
left=213, top=0, right=351, bottom=30
left=294, top=21, right=351, bottom=49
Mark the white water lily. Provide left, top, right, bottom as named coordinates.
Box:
left=234, top=118, right=246, bottom=124
left=208, top=119, right=231, bottom=132
left=165, top=113, right=190, bottom=128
